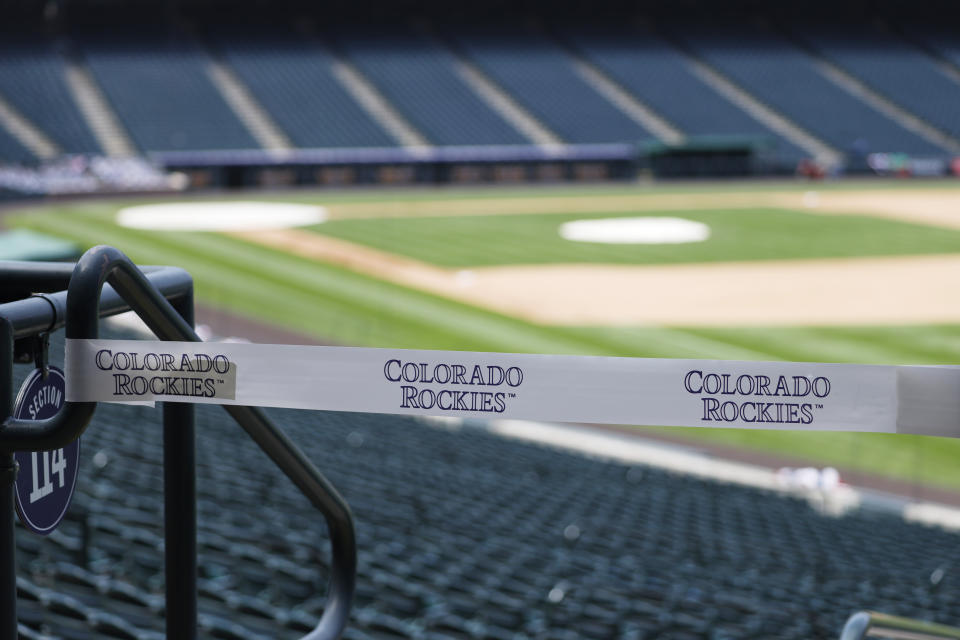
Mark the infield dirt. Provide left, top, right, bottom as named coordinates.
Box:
left=233, top=188, right=960, bottom=327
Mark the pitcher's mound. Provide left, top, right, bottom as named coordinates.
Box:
left=117, top=202, right=326, bottom=231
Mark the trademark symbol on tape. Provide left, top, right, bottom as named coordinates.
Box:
left=509, top=393, right=517, bottom=398
left=816, top=404, right=824, bottom=409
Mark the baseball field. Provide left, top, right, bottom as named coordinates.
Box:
left=9, top=179, right=960, bottom=489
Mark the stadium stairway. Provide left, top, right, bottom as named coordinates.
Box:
left=332, top=28, right=530, bottom=147
left=209, top=28, right=412, bottom=149
left=12, top=329, right=960, bottom=640
left=557, top=24, right=810, bottom=161
left=446, top=49, right=563, bottom=147
left=451, top=26, right=658, bottom=145
left=77, top=30, right=261, bottom=153
left=61, top=59, right=137, bottom=158
left=0, top=34, right=103, bottom=157
left=558, top=53, right=684, bottom=146
left=793, top=23, right=960, bottom=144
left=669, top=21, right=948, bottom=163
left=0, top=101, right=52, bottom=164
left=328, top=53, right=431, bottom=149
left=5, top=22, right=960, bottom=170
left=904, top=23, right=960, bottom=80
left=204, top=58, right=293, bottom=153
left=792, top=45, right=960, bottom=157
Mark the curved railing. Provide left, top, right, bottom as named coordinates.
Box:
left=840, top=611, right=960, bottom=640
left=0, top=246, right=355, bottom=640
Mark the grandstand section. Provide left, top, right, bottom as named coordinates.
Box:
left=910, top=25, right=960, bottom=72
left=452, top=27, right=658, bottom=145
left=670, top=23, right=950, bottom=160
left=559, top=25, right=807, bottom=161
left=794, top=23, right=960, bottom=141
left=1, top=10, right=960, bottom=183
left=78, top=31, right=259, bottom=152
left=211, top=29, right=399, bottom=149
left=0, top=34, right=102, bottom=156
left=333, top=29, right=530, bottom=147
left=0, top=125, right=35, bottom=165
left=7, top=0, right=960, bottom=634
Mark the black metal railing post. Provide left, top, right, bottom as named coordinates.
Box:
left=163, top=290, right=197, bottom=639
left=0, top=451, right=14, bottom=640
left=0, top=247, right=355, bottom=639
left=0, top=318, right=16, bottom=640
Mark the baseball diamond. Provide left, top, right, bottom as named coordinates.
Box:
left=3, top=1, right=960, bottom=638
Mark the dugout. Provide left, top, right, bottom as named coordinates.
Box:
left=642, top=136, right=783, bottom=178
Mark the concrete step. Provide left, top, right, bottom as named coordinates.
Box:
left=813, top=57, right=960, bottom=154
left=453, top=57, right=564, bottom=147
left=64, top=61, right=136, bottom=156
left=571, top=57, right=685, bottom=145
left=683, top=54, right=843, bottom=168
left=206, top=59, right=293, bottom=152
left=330, top=58, right=430, bottom=149
left=0, top=92, right=60, bottom=160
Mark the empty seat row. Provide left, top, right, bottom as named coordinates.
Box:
left=796, top=23, right=960, bottom=140
left=211, top=29, right=399, bottom=149
left=79, top=30, right=258, bottom=153
left=453, top=27, right=656, bottom=145
left=333, top=28, right=530, bottom=146
left=10, top=329, right=960, bottom=639
left=3, top=23, right=959, bottom=165
left=561, top=25, right=807, bottom=160
left=669, top=22, right=949, bottom=157
left=0, top=34, right=102, bottom=156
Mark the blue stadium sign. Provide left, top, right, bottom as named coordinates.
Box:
left=13, top=367, right=80, bottom=536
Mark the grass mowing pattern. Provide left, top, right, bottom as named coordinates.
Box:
left=11, top=193, right=960, bottom=491
left=6, top=206, right=607, bottom=354
left=577, top=324, right=960, bottom=490
left=309, top=208, right=960, bottom=267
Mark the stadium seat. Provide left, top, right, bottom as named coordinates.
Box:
left=452, top=26, right=658, bottom=145
left=333, top=28, right=530, bottom=146
left=795, top=23, right=960, bottom=139
left=210, top=28, right=399, bottom=149
left=0, top=34, right=102, bottom=156
left=13, top=330, right=960, bottom=638
left=671, top=22, right=949, bottom=157
left=78, top=30, right=259, bottom=152
left=0, top=126, right=37, bottom=165
left=3, top=21, right=957, bottom=172
left=559, top=24, right=808, bottom=162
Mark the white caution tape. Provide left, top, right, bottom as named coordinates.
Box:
left=64, top=339, right=960, bottom=437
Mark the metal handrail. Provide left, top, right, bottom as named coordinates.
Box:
left=0, top=246, right=355, bottom=639
left=0, top=263, right=191, bottom=339
left=0, top=263, right=193, bottom=448
left=841, top=611, right=960, bottom=640
left=0, top=259, right=199, bottom=640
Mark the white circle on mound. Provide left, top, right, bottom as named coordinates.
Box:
left=116, top=202, right=327, bottom=231
left=559, top=217, right=710, bottom=244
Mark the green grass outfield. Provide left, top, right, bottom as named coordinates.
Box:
left=310, top=208, right=960, bottom=266
left=10, top=182, right=960, bottom=491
